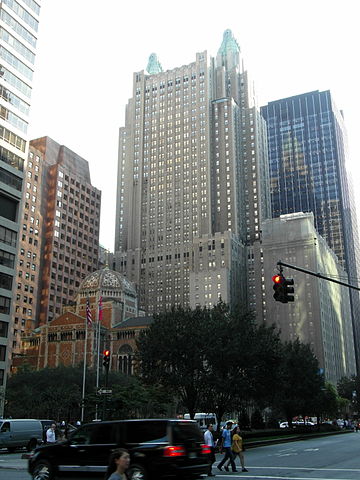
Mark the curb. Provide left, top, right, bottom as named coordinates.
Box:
left=244, top=429, right=352, bottom=449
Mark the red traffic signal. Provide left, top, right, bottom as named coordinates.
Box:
left=272, top=274, right=283, bottom=284
left=103, top=350, right=110, bottom=368
left=272, top=274, right=294, bottom=303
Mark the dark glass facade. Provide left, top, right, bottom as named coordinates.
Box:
left=261, top=91, right=346, bottom=264
left=261, top=90, right=360, bottom=368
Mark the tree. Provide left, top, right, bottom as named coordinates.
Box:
left=337, top=376, right=360, bottom=414
left=200, top=303, right=282, bottom=430
left=274, top=339, right=323, bottom=426
left=251, top=409, right=265, bottom=429
left=137, top=302, right=282, bottom=430
left=137, top=306, right=210, bottom=419
left=5, top=365, right=87, bottom=420
left=5, top=365, right=173, bottom=422
left=318, top=382, right=340, bottom=419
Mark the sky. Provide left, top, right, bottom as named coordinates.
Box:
left=28, top=0, right=360, bottom=251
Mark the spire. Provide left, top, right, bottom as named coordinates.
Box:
left=146, top=53, right=163, bottom=74
left=218, top=29, right=240, bottom=56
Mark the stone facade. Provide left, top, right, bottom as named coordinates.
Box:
left=14, top=267, right=150, bottom=375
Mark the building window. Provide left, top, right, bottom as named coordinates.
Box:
left=0, top=296, right=11, bottom=314
left=0, top=321, right=8, bottom=338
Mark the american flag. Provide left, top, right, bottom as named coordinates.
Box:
left=98, top=296, right=103, bottom=322
left=86, top=298, right=92, bottom=328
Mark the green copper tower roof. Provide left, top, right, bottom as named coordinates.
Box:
left=218, top=29, right=240, bottom=55
left=146, top=53, right=163, bottom=74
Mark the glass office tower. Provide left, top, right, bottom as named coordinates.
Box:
left=0, top=0, right=41, bottom=414
left=261, top=90, right=360, bottom=367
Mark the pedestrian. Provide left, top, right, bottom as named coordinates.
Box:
left=105, top=448, right=130, bottom=480
left=204, top=424, right=216, bottom=476
left=217, top=421, right=237, bottom=473
left=46, top=423, right=57, bottom=443
left=224, top=425, right=248, bottom=472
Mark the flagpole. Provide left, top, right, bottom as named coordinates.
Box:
left=96, top=292, right=101, bottom=390
left=81, top=302, right=88, bottom=423
left=95, top=292, right=101, bottom=420
left=81, top=297, right=92, bottom=422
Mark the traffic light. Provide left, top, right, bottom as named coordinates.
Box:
left=284, top=278, right=294, bottom=302
left=103, top=350, right=110, bottom=369
left=272, top=274, right=286, bottom=303
left=272, top=274, right=295, bottom=303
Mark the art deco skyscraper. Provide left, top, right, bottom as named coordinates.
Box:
left=114, top=30, right=270, bottom=314
left=0, top=0, right=41, bottom=412
left=261, top=91, right=360, bottom=364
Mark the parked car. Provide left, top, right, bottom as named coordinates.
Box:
left=0, top=419, right=43, bottom=452
left=279, top=420, right=315, bottom=428
left=28, top=418, right=210, bottom=480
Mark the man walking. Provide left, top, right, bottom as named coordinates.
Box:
left=217, top=421, right=237, bottom=472
left=204, top=424, right=216, bottom=476
left=46, top=423, right=57, bottom=443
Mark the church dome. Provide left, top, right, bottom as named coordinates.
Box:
left=79, top=266, right=137, bottom=299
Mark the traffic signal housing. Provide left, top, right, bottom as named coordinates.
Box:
left=272, top=274, right=295, bottom=303
left=272, top=274, right=286, bottom=303
left=284, top=277, right=294, bottom=302
left=103, top=349, right=110, bottom=369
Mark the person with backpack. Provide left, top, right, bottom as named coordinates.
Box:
left=217, top=421, right=237, bottom=472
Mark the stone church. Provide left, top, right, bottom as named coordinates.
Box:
left=14, top=267, right=153, bottom=374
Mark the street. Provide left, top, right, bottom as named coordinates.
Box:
left=1, top=432, right=360, bottom=479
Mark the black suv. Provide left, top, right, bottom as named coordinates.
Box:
left=28, top=418, right=210, bottom=480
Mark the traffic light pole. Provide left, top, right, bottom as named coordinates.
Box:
left=277, top=261, right=360, bottom=291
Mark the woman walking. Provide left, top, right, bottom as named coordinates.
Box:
left=224, top=426, right=248, bottom=472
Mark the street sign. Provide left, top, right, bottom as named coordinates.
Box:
left=98, top=388, right=112, bottom=395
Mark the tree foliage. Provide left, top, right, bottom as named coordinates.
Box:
left=274, top=339, right=323, bottom=426
left=137, top=303, right=282, bottom=428
left=5, top=365, right=173, bottom=422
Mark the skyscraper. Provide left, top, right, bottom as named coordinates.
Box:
left=261, top=91, right=360, bottom=364
left=114, top=30, right=270, bottom=314
left=0, top=0, right=41, bottom=413
left=28, top=137, right=102, bottom=326
left=262, top=213, right=356, bottom=384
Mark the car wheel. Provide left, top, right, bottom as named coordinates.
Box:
left=27, top=438, right=38, bottom=451
left=32, top=459, right=54, bottom=480
left=7, top=447, right=16, bottom=453
left=128, top=464, right=148, bottom=480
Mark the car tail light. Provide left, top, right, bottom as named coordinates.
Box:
left=163, top=446, right=186, bottom=457
left=201, top=444, right=211, bottom=455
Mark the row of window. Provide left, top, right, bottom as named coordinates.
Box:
left=0, top=9, right=37, bottom=48
left=0, top=45, right=33, bottom=81
left=0, top=27, right=35, bottom=64
left=0, top=145, right=24, bottom=171
left=0, top=124, right=26, bottom=152
left=3, top=0, right=39, bottom=32
left=0, top=166, right=22, bottom=190
left=0, top=64, right=32, bottom=98
left=0, top=84, right=30, bottom=116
